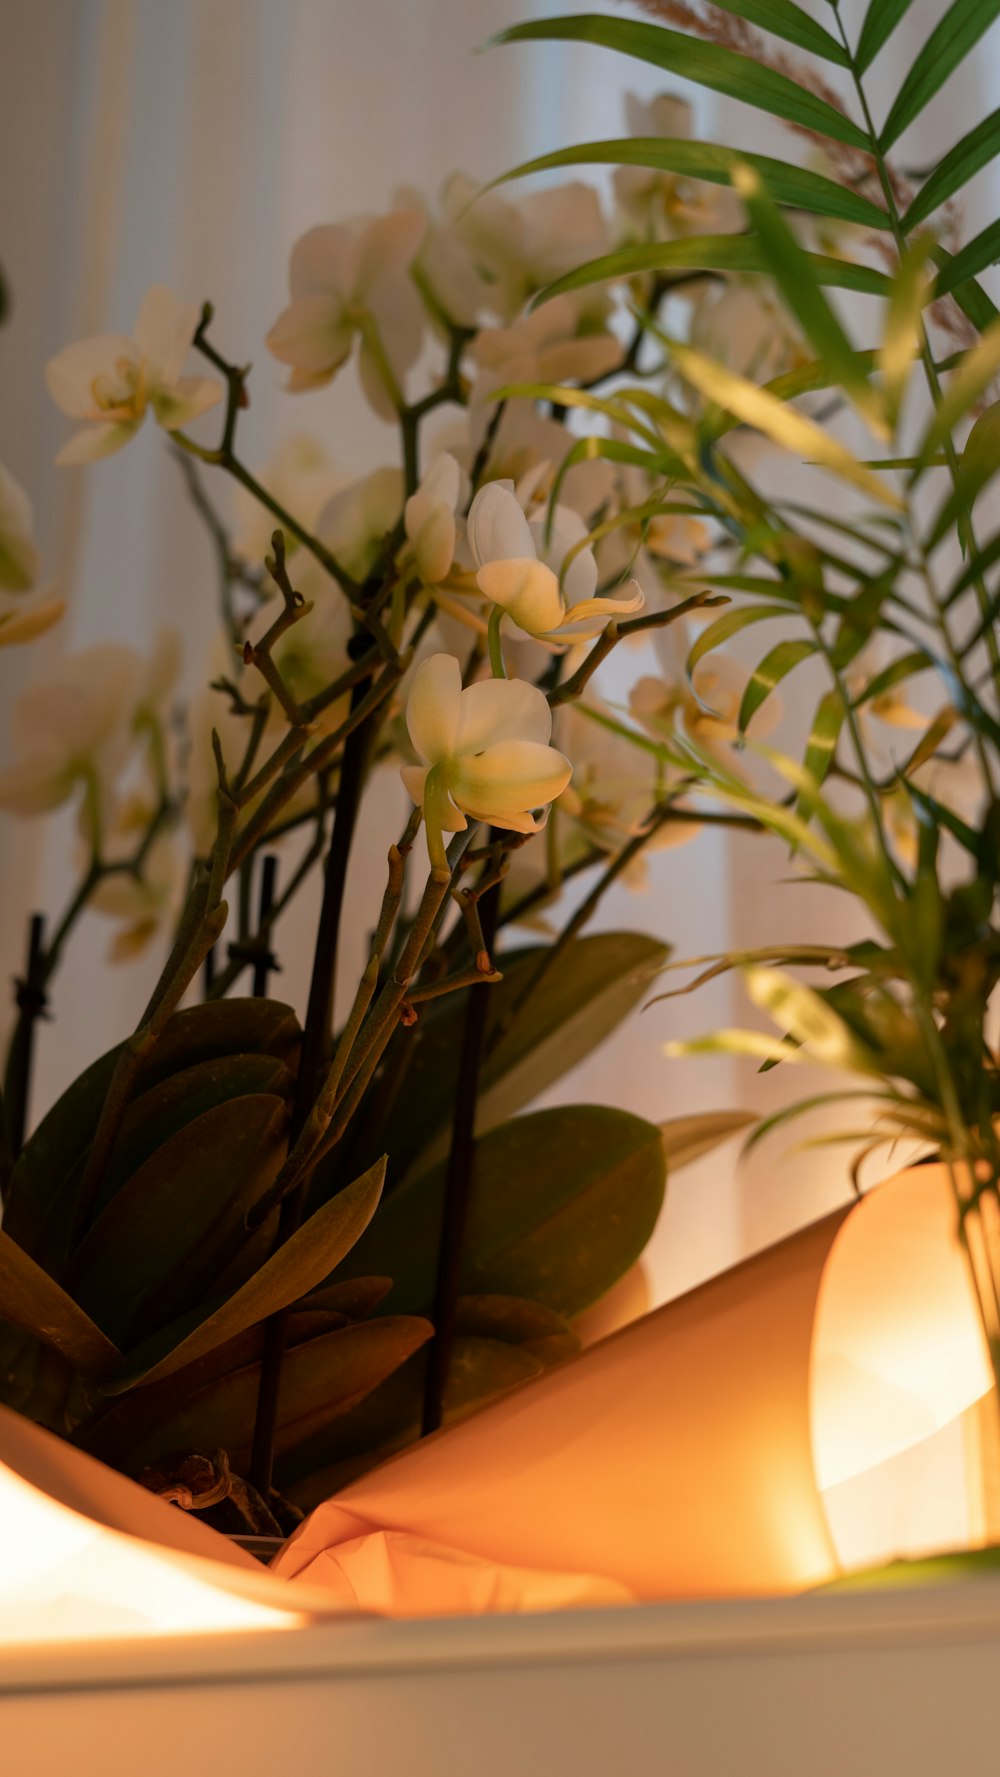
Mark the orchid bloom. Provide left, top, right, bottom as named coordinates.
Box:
left=467, top=481, right=643, bottom=645
left=266, top=214, right=426, bottom=418
left=404, top=453, right=467, bottom=587
left=470, top=297, right=621, bottom=416
left=400, top=652, right=572, bottom=871
left=613, top=92, right=741, bottom=243
left=393, top=184, right=493, bottom=331
left=0, top=463, right=65, bottom=646
left=0, top=645, right=142, bottom=832
left=443, top=176, right=610, bottom=324
left=46, top=287, right=220, bottom=464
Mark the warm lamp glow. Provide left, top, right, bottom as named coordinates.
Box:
left=0, top=1459, right=307, bottom=1643
left=811, top=1163, right=996, bottom=1571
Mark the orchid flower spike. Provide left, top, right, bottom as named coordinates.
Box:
left=46, top=287, right=221, bottom=464
left=401, top=653, right=572, bottom=873
left=467, top=481, right=643, bottom=646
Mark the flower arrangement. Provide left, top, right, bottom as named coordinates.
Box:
left=0, top=73, right=763, bottom=1533
left=3, top=0, right=1000, bottom=1570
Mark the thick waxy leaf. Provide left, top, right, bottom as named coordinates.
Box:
left=904, top=107, right=1000, bottom=228
left=500, top=139, right=889, bottom=231
left=493, top=17, right=870, bottom=147
left=3, top=998, right=301, bottom=1257
left=358, top=932, right=667, bottom=1180
left=63, top=1095, right=290, bottom=1347
left=531, top=234, right=892, bottom=310
left=282, top=1336, right=546, bottom=1506
left=739, top=638, right=818, bottom=732
left=87, top=1315, right=433, bottom=1476
left=658, top=1109, right=757, bottom=1168
left=0, top=1231, right=120, bottom=1377
left=454, top=1295, right=580, bottom=1366
left=110, top=1158, right=387, bottom=1390
left=879, top=0, right=1000, bottom=152
left=341, top=1105, right=666, bottom=1320
left=91, top=1051, right=296, bottom=1221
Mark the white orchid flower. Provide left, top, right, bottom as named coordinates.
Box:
left=46, top=287, right=221, bottom=465
left=0, top=463, right=42, bottom=591
left=470, top=296, right=621, bottom=415
left=400, top=652, right=572, bottom=872
left=613, top=92, right=741, bottom=243
left=393, top=184, right=494, bottom=331
left=467, top=481, right=643, bottom=645
left=266, top=213, right=426, bottom=418
left=404, top=452, right=468, bottom=587
left=0, top=645, right=142, bottom=833
left=443, top=176, right=610, bottom=324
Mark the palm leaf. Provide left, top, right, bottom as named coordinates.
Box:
left=903, top=107, right=1000, bottom=228
left=531, top=235, right=893, bottom=309
left=934, top=219, right=1000, bottom=299
left=739, top=638, right=818, bottom=731
left=879, top=0, right=1000, bottom=153
left=492, top=17, right=870, bottom=149
left=497, top=139, right=890, bottom=231
left=704, top=0, right=850, bottom=62
left=855, top=0, right=917, bottom=75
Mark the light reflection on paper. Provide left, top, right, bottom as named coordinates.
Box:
left=0, top=1462, right=305, bottom=1644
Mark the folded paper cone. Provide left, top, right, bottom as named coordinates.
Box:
left=0, top=1405, right=338, bottom=1642
left=275, top=1164, right=996, bottom=1612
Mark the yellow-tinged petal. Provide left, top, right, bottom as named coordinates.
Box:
left=467, top=481, right=534, bottom=566
left=405, top=653, right=463, bottom=763
left=476, top=558, right=564, bottom=636
left=455, top=674, right=552, bottom=752
left=54, top=420, right=144, bottom=465
left=453, top=738, right=572, bottom=823
left=0, top=598, right=65, bottom=647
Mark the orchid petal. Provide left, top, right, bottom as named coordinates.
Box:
left=54, top=420, right=143, bottom=464
left=0, top=597, right=65, bottom=647
left=150, top=375, right=222, bottom=431
left=45, top=335, right=138, bottom=418
left=411, top=505, right=457, bottom=585
left=476, top=558, right=564, bottom=636
left=266, top=296, right=355, bottom=375
left=355, top=211, right=426, bottom=296
left=289, top=225, right=359, bottom=299
left=405, top=653, right=462, bottom=764
left=467, top=482, right=535, bottom=567
left=133, top=286, right=199, bottom=385
left=453, top=738, right=572, bottom=823
left=455, top=675, right=553, bottom=753
left=563, top=581, right=646, bottom=628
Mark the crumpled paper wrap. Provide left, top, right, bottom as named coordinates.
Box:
left=274, top=1163, right=996, bottom=1614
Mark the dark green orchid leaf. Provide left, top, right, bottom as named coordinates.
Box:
left=108, top=1158, right=387, bottom=1391
left=0, top=1231, right=120, bottom=1378
left=3, top=999, right=301, bottom=1258
left=299, top=1277, right=393, bottom=1319
left=91, top=1051, right=296, bottom=1223
left=282, top=1335, right=545, bottom=1507
left=454, top=1295, right=580, bottom=1366
left=63, top=1094, right=290, bottom=1347
left=341, top=1105, right=666, bottom=1321
left=94, top=1315, right=433, bottom=1476
left=349, top=932, right=667, bottom=1183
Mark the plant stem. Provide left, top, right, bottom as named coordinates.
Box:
left=422, top=872, right=501, bottom=1436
